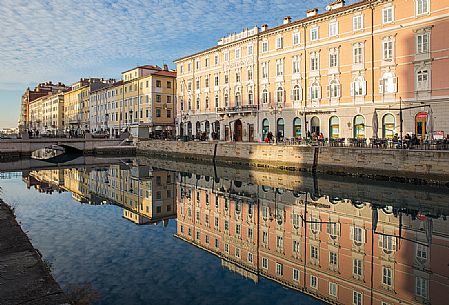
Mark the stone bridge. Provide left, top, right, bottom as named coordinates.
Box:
left=0, top=138, right=124, bottom=158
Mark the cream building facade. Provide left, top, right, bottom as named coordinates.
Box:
left=175, top=0, right=449, bottom=142
left=28, top=88, right=68, bottom=134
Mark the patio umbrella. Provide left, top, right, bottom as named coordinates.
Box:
left=372, top=111, right=379, bottom=139
left=426, top=108, right=434, bottom=140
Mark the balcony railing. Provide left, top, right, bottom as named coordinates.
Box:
left=216, top=105, right=257, bottom=114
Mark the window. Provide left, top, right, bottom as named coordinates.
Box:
left=416, top=244, right=428, bottom=260
left=381, top=72, right=397, bottom=94
left=262, top=89, right=268, bottom=104
left=248, top=90, right=253, bottom=105
left=247, top=44, right=253, bottom=56
left=292, top=56, right=300, bottom=74
left=167, top=95, right=171, bottom=103
left=262, top=231, right=268, bottom=244
left=417, top=33, right=430, bottom=54
left=311, top=53, right=319, bottom=71
left=329, top=80, right=340, bottom=98
left=262, top=62, right=268, bottom=79
left=329, top=282, right=337, bottom=297
left=214, top=54, right=219, bottom=65
left=196, top=60, right=200, bottom=70
left=310, top=275, right=318, bottom=289
left=196, top=79, right=200, bottom=90
left=196, top=231, right=200, bottom=240
left=224, top=220, right=229, bottom=231
left=417, top=69, right=429, bottom=91
left=235, top=47, right=241, bottom=59
left=310, top=82, right=321, bottom=100
left=248, top=227, right=253, bottom=240
left=196, top=98, right=200, bottom=109
left=353, top=15, right=363, bottom=31
left=383, top=39, right=394, bottom=61
left=293, top=240, right=300, bottom=254
left=353, top=258, right=363, bottom=276
left=205, top=77, right=209, bottom=88
left=167, top=109, right=171, bottom=118
left=293, top=32, right=300, bottom=45
left=416, top=0, right=429, bottom=15
left=353, top=43, right=363, bottom=64
left=311, top=245, right=319, bottom=259
left=353, top=291, right=363, bottom=305
left=205, top=97, right=209, bottom=109
left=224, top=51, right=229, bottom=62
left=236, top=71, right=241, bottom=83
left=383, top=6, right=394, bottom=24
left=262, top=41, right=268, bottom=53
left=382, top=114, right=395, bottom=138
left=167, top=81, right=172, bottom=88
left=205, top=57, right=209, bottom=67
left=276, top=59, right=284, bottom=76
left=215, top=95, right=219, bottom=108
left=292, top=85, right=301, bottom=102
left=276, top=87, right=284, bottom=104
left=156, top=108, right=161, bottom=117
left=416, top=277, right=428, bottom=299
left=276, top=263, right=283, bottom=276
left=329, top=251, right=338, bottom=266
left=311, top=27, right=319, bottom=41
left=262, top=257, right=268, bottom=269
left=293, top=268, right=299, bottom=281
left=276, top=35, right=284, bottom=49
left=235, top=92, right=241, bottom=106
left=248, top=252, right=253, bottom=263
left=224, top=243, right=229, bottom=253
left=214, top=75, right=219, bottom=86
left=329, top=22, right=338, bottom=37
left=235, top=224, right=241, bottom=235
left=276, top=235, right=283, bottom=249
left=352, top=226, right=365, bottom=243
left=235, top=248, right=240, bottom=258
left=380, top=235, right=395, bottom=253
left=224, top=93, right=229, bottom=106
left=351, top=77, right=367, bottom=96
left=247, top=67, right=253, bottom=80
left=382, top=266, right=392, bottom=286
left=329, top=52, right=338, bottom=68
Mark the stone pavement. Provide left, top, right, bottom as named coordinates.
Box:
left=0, top=200, right=69, bottom=305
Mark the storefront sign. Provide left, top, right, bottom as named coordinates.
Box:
left=433, top=130, right=444, bottom=139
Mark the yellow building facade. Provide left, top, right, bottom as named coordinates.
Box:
left=175, top=0, right=449, bottom=142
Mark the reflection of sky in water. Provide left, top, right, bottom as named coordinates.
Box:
left=0, top=177, right=322, bottom=305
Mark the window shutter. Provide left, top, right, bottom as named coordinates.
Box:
left=327, top=85, right=331, bottom=98
left=393, top=77, right=398, bottom=93
left=327, top=223, right=332, bottom=234
left=290, top=89, right=294, bottom=101
left=350, top=226, right=354, bottom=241
left=392, top=236, right=397, bottom=251
left=337, top=223, right=341, bottom=236
left=379, top=79, right=384, bottom=94
left=338, top=84, right=341, bottom=98
left=378, top=235, right=384, bottom=248
left=362, top=81, right=367, bottom=96
left=284, top=89, right=286, bottom=103
left=361, top=228, right=366, bottom=243
left=309, top=87, right=313, bottom=100
left=318, top=86, right=322, bottom=99
left=350, top=82, right=355, bottom=97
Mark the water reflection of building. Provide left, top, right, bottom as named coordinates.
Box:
left=23, top=170, right=66, bottom=194
left=175, top=173, right=449, bottom=305
left=88, top=164, right=176, bottom=225
left=19, top=163, right=176, bottom=226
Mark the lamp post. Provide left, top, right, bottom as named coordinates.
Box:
left=129, top=110, right=133, bottom=130
left=105, top=113, right=109, bottom=138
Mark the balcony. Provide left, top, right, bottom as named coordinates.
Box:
left=216, top=105, right=257, bottom=115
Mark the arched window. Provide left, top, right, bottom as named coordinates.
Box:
left=329, top=116, right=340, bottom=138
left=354, top=115, right=365, bottom=138
left=262, top=118, right=269, bottom=140
left=293, top=117, right=302, bottom=138
left=352, top=76, right=366, bottom=96
left=292, top=85, right=301, bottom=102
left=262, top=89, right=268, bottom=104
left=382, top=72, right=397, bottom=94
left=235, top=92, right=241, bottom=106
left=224, top=93, right=229, bottom=107
left=276, top=87, right=284, bottom=104
left=248, top=90, right=253, bottom=105
left=196, top=121, right=201, bottom=134
left=311, top=82, right=321, bottom=100
left=382, top=114, right=395, bottom=139
left=277, top=118, right=285, bottom=139
left=311, top=116, right=320, bottom=135
left=329, top=80, right=340, bottom=98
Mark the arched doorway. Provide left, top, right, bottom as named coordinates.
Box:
left=382, top=114, right=395, bottom=139
left=234, top=119, right=243, bottom=141
left=293, top=117, right=302, bottom=138
left=205, top=121, right=210, bottom=138
left=187, top=122, right=192, bottom=137
left=277, top=118, right=285, bottom=141
left=214, top=121, right=220, bottom=140
left=354, top=115, right=365, bottom=138
left=262, top=119, right=269, bottom=141
left=329, top=116, right=340, bottom=138
left=196, top=121, right=201, bottom=138
left=415, top=112, right=427, bottom=140
left=311, top=116, right=320, bottom=135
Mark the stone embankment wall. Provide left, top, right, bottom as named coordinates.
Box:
left=137, top=140, right=449, bottom=185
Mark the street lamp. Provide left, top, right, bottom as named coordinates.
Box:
left=129, top=110, right=133, bottom=129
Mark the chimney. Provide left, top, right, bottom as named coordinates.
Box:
left=307, top=8, right=318, bottom=17
left=283, top=16, right=291, bottom=25
left=327, top=0, right=345, bottom=11
left=163, top=64, right=169, bottom=71
left=261, top=24, right=268, bottom=32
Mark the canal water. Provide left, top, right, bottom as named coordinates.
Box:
left=0, top=157, right=448, bottom=305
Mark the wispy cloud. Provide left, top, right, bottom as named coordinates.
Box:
left=0, top=0, right=357, bottom=127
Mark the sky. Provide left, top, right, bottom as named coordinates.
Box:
left=0, top=0, right=358, bottom=129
